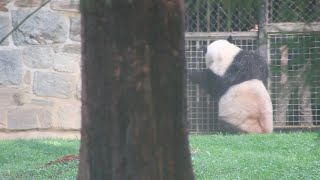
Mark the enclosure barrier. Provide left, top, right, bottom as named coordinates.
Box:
left=184, top=0, right=320, bottom=133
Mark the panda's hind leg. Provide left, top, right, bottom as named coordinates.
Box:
left=217, top=118, right=245, bottom=134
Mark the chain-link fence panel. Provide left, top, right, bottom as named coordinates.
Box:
left=185, top=34, right=258, bottom=133
left=184, top=0, right=320, bottom=133
left=185, top=0, right=320, bottom=32
left=185, top=39, right=215, bottom=133
left=185, top=0, right=259, bottom=32
left=268, top=0, right=320, bottom=23
left=269, top=33, right=320, bottom=127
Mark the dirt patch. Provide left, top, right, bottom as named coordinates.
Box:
left=46, top=155, right=79, bottom=166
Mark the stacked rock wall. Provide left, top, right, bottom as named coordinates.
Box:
left=0, top=0, right=81, bottom=138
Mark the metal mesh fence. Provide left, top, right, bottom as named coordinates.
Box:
left=185, top=33, right=320, bottom=133
left=185, top=34, right=258, bottom=133
left=184, top=0, right=320, bottom=133
left=268, top=0, right=320, bottom=23
left=185, top=39, right=214, bottom=133
left=185, top=0, right=259, bottom=32
left=185, top=0, right=320, bottom=32
left=269, top=33, right=320, bottom=127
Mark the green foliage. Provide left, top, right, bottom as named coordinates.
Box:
left=270, top=0, right=320, bottom=22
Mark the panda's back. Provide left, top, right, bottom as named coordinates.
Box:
left=224, top=50, right=268, bottom=88
left=218, top=79, right=273, bottom=133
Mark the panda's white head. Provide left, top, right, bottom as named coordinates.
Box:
left=205, top=38, right=241, bottom=76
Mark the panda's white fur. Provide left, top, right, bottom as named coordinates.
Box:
left=204, top=39, right=273, bottom=134
left=218, top=79, right=273, bottom=133
left=206, top=40, right=240, bottom=76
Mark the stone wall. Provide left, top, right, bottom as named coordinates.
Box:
left=0, top=0, right=81, bottom=138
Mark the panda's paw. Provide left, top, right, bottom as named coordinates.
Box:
left=188, top=70, right=204, bottom=84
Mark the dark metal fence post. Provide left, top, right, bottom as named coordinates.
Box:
left=258, top=0, right=269, bottom=89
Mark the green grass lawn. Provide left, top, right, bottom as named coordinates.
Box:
left=190, top=132, right=320, bottom=179
left=0, top=132, right=319, bottom=179
left=0, top=139, right=80, bottom=179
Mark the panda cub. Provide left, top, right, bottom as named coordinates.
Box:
left=189, top=36, right=273, bottom=134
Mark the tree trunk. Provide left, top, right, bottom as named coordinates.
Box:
left=78, top=0, right=195, bottom=180
left=274, top=45, right=313, bottom=126
left=298, top=85, right=313, bottom=126
left=274, top=45, right=290, bottom=126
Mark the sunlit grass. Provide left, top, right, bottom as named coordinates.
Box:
left=0, top=132, right=319, bottom=179
left=0, top=139, right=79, bottom=179
left=190, top=132, right=320, bottom=179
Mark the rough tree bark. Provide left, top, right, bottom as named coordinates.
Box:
left=274, top=45, right=313, bottom=126
left=298, top=85, right=313, bottom=126
left=78, top=0, right=195, bottom=180
left=274, top=45, right=290, bottom=126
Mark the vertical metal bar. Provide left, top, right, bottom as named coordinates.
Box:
left=207, top=0, right=211, bottom=32
left=269, top=0, right=272, bottom=23
left=196, top=0, right=200, bottom=32
left=217, top=3, right=220, bottom=32
left=258, top=0, right=270, bottom=89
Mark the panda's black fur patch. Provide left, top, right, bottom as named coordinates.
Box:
left=188, top=49, right=268, bottom=101
left=222, top=50, right=268, bottom=90
left=188, top=69, right=220, bottom=99
left=226, top=35, right=233, bottom=43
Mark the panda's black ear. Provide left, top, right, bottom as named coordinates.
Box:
left=199, top=46, right=207, bottom=55
left=227, top=35, right=233, bottom=43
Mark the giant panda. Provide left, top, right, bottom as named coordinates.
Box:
left=188, top=36, right=273, bottom=134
